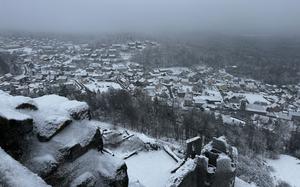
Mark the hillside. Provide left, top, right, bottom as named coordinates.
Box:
left=0, top=90, right=255, bottom=187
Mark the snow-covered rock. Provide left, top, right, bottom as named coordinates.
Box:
left=0, top=147, right=50, bottom=187
left=53, top=150, right=128, bottom=187
left=0, top=91, right=128, bottom=187
left=70, top=171, right=96, bottom=187
left=29, top=154, right=58, bottom=178
left=33, top=94, right=91, bottom=120
left=166, top=157, right=200, bottom=187
left=0, top=90, right=37, bottom=111
left=37, top=115, right=72, bottom=142
left=0, top=92, right=33, bottom=158
left=23, top=121, right=103, bottom=176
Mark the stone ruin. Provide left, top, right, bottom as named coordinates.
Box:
left=0, top=91, right=128, bottom=187
left=167, top=136, right=237, bottom=187
left=186, top=136, right=202, bottom=159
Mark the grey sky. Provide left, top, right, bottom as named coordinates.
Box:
left=0, top=0, right=299, bottom=35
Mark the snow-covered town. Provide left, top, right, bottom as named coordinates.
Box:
left=1, top=34, right=299, bottom=130
left=1, top=33, right=300, bottom=187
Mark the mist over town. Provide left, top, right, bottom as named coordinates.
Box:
left=0, top=1, right=300, bottom=187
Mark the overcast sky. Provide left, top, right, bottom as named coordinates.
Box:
left=0, top=0, right=299, bottom=35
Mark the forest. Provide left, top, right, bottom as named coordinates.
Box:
left=132, top=34, right=300, bottom=85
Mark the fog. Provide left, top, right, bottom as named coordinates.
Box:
left=0, top=0, right=299, bottom=35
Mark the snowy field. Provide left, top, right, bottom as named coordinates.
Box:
left=126, top=150, right=177, bottom=187
left=267, top=154, right=300, bottom=187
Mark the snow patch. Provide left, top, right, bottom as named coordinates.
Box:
left=0, top=148, right=50, bottom=187
left=267, top=154, right=300, bottom=187
left=126, top=150, right=177, bottom=187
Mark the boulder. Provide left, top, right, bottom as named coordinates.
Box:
left=60, top=128, right=103, bottom=161
left=0, top=110, right=33, bottom=159
left=70, top=172, right=96, bottom=187
left=33, top=94, right=91, bottom=121
left=37, top=115, right=72, bottom=142
left=23, top=121, right=104, bottom=177
left=14, top=98, right=38, bottom=111
left=16, top=102, right=38, bottom=110
left=0, top=92, right=127, bottom=187
left=29, top=154, right=58, bottom=178
left=47, top=150, right=128, bottom=187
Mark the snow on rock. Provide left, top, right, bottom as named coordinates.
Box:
left=0, top=91, right=34, bottom=158
left=0, top=90, right=37, bottom=111
left=202, top=136, right=238, bottom=160
left=0, top=147, right=50, bottom=187
left=216, top=154, right=235, bottom=172
left=166, top=158, right=198, bottom=187
left=0, top=91, right=33, bottom=121
left=267, top=154, right=300, bottom=187
left=23, top=121, right=103, bottom=176
left=54, top=150, right=128, bottom=187
left=168, top=136, right=238, bottom=187
left=102, top=125, right=160, bottom=158
left=13, top=96, right=38, bottom=110
left=107, top=135, right=146, bottom=158
left=52, top=120, right=101, bottom=149
left=0, top=91, right=128, bottom=187
left=126, top=150, right=177, bottom=187
left=29, top=154, right=58, bottom=178
left=33, top=94, right=90, bottom=120
left=37, top=115, right=72, bottom=142
left=0, top=108, right=32, bottom=122
left=70, top=171, right=96, bottom=187
left=61, top=100, right=90, bottom=120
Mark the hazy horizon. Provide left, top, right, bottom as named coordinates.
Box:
left=0, top=0, right=299, bottom=36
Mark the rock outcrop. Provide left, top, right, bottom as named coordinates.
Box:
left=167, top=136, right=237, bottom=187
left=0, top=91, right=128, bottom=187
left=0, top=94, right=34, bottom=159
left=36, top=115, right=72, bottom=142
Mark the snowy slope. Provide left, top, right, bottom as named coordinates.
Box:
left=267, top=154, right=300, bottom=187
left=126, top=150, right=177, bottom=187
left=93, top=120, right=179, bottom=187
